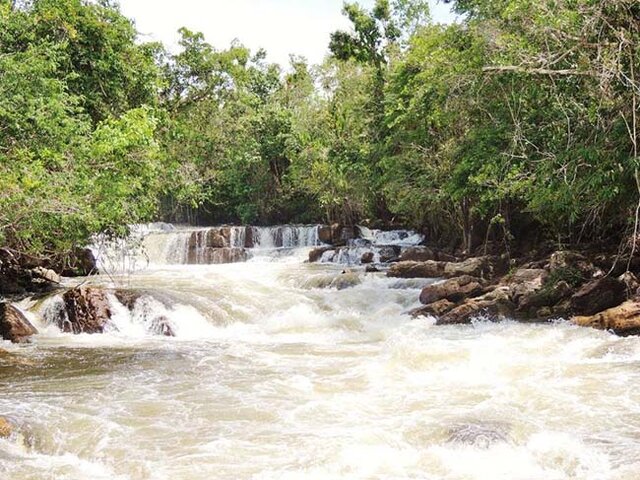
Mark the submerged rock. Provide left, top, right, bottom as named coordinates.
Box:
left=0, top=303, right=38, bottom=343
left=330, top=272, right=362, bottom=290
left=573, top=300, right=640, bottom=336
left=447, top=422, right=510, bottom=448
left=61, top=287, right=112, bottom=334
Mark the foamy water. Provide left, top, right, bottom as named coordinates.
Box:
left=2, top=234, right=640, bottom=479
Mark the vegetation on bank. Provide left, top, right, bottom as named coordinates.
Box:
left=1, top=0, right=639, bottom=259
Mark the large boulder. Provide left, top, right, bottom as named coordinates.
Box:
left=437, top=287, right=515, bottom=325
left=399, top=246, right=436, bottom=263
left=0, top=303, right=38, bottom=343
left=573, top=300, right=640, bottom=336
left=570, top=277, right=627, bottom=316
left=361, top=251, right=375, bottom=264
left=387, top=261, right=446, bottom=278
left=442, top=256, right=507, bottom=280
left=61, top=287, right=112, bottom=334
left=419, top=276, right=484, bottom=305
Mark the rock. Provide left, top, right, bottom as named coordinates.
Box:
left=570, top=277, right=627, bottom=316
left=549, top=250, right=594, bottom=279
left=437, top=287, right=515, bottom=325
left=387, top=261, right=445, bottom=278
left=309, top=247, right=333, bottom=263
left=410, top=299, right=455, bottom=318
left=419, top=276, right=484, bottom=305
left=399, top=246, right=436, bottom=263
left=330, top=272, right=361, bottom=290
left=443, top=257, right=489, bottom=278
left=507, top=268, right=550, bottom=314
left=361, top=251, right=375, bottom=264
left=509, top=268, right=549, bottom=284
left=32, top=267, right=61, bottom=285
left=573, top=300, right=640, bottom=336
left=319, top=224, right=356, bottom=246
left=447, top=422, right=510, bottom=448
left=619, top=271, right=640, bottom=295
left=205, top=247, right=247, bottom=264
left=365, top=265, right=380, bottom=273
left=0, top=303, right=38, bottom=343
left=206, top=230, right=227, bottom=248
left=317, top=225, right=333, bottom=244
left=58, top=247, right=97, bottom=277
left=378, top=245, right=401, bottom=263
left=150, top=316, right=175, bottom=337
left=61, top=287, right=112, bottom=334
left=0, top=417, right=13, bottom=438
left=114, top=289, right=143, bottom=310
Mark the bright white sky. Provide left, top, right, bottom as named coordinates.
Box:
left=119, top=0, right=456, bottom=67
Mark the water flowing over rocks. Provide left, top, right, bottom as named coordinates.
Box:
left=0, top=303, right=38, bottom=343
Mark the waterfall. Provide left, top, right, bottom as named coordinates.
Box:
left=91, top=224, right=323, bottom=271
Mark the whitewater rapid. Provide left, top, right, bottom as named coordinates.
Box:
left=2, top=226, right=640, bottom=479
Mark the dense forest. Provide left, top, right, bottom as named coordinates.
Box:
left=1, top=0, right=639, bottom=259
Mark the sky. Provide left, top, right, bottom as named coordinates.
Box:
left=118, top=0, right=457, bottom=67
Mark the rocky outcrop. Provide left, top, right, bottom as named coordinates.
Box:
left=573, top=300, right=640, bottom=336
left=419, top=276, right=484, bottom=305
left=61, top=287, right=112, bottom=334
left=0, top=248, right=59, bottom=295
left=0, top=303, right=38, bottom=343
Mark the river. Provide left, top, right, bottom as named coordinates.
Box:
left=1, top=225, right=640, bottom=479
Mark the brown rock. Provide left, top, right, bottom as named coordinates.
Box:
left=570, top=277, right=626, bottom=316
left=399, top=246, right=436, bottom=263
left=365, top=265, right=380, bottom=273
left=0, top=303, right=38, bottom=343
left=309, top=247, right=333, bottom=263
left=114, top=289, right=143, bottom=310
left=387, top=261, right=445, bottom=279
left=410, top=299, right=455, bottom=318
left=361, top=251, right=375, bottom=264
left=573, top=300, right=640, bottom=336
left=206, top=230, right=227, bottom=248
left=419, top=276, right=484, bottom=305
left=58, top=247, right=97, bottom=277
left=438, top=287, right=515, bottom=325
left=0, top=417, right=13, bottom=438
left=317, top=225, right=333, bottom=244
left=61, top=287, right=112, bottom=334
